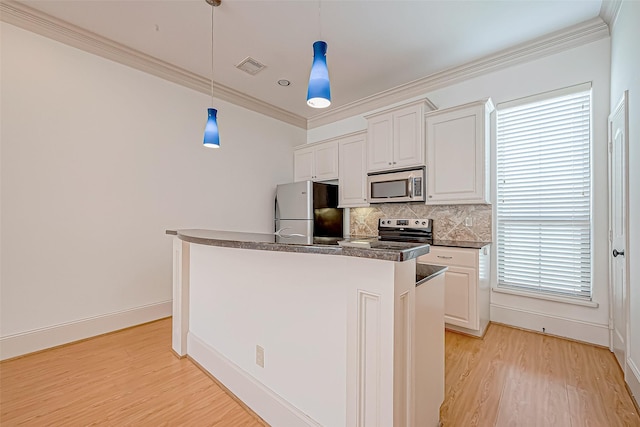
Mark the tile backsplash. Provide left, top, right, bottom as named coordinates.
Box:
left=350, top=203, right=492, bottom=242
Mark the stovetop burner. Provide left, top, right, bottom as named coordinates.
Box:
left=378, top=218, right=433, bottom=244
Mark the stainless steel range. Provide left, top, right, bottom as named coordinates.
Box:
left=378, top=218, right=433, bottom=243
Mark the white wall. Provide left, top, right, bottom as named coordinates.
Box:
left=312, top=38, right=612, bottom=345
left=0, top=23, right=304, bottom=358
left=610, top=0, right=640, bottom=402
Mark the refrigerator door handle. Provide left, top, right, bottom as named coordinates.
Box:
left=274, top=227, right=290, bottom=236
left=274, top=227, right=305, bottom=238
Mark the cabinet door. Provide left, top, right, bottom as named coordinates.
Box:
left=443, top=266, right=478, bottom=330
left=367, top=114, right=394, bottom=172
left=426, top=103, right=487, bottom=204
left=393, top=104, right=424, bottom=169
left=339, top=134, right=368, bottom=207
left=418, top=246, right=481, bottom=332
left=314, top=141, right=339, bottom=181
left=294, top=147, right=314, bottom=182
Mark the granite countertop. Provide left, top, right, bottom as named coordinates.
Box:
left=416, top=264, right=448, bottom=286
left=167, top=229, right=430, bottom=262
left=432, top=240, right=491, bottom=249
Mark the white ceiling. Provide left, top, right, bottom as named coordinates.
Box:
left=14, top=0, right=604, bottom=122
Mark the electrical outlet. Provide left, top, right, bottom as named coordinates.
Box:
left=464, top=217, right=473, bottom=227
left=256, top=345, right=264, bottom=368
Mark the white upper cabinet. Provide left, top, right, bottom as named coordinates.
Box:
left=294, top=140, right=339, bottom=182
left=367, top=115, right=393, bottom=172
left=425, top=99, right=493, bottom=204
left=293, top=148, right=314, bottom=181
left=338, top=132, right=368, bottom=208
left=366, top=101, right=426, bottom=172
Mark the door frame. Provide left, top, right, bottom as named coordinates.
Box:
left=608, top=90, right=630, bottom=371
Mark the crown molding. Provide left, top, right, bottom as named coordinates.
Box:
left=0, top=0, right=308, bottom=129
left=307, top=16, right=610, bottom=129
left=599, top=0, right=622, bottom=30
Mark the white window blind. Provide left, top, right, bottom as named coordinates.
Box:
left=496, top=87, right=592, bottom=300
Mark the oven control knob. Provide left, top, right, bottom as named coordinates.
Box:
left=422, top=221, right=426, bottom=225
left=415, top=220, right=419, bottom=225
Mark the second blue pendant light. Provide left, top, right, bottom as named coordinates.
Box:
left=203, top=0, right=221, bottom=148
left=203, top=108, right=219, bottom=148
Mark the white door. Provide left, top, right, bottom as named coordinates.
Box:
left=609, top=91, right=629, bottom=371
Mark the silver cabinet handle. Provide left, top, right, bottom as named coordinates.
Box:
left=437, top=255, right=453, bottom=259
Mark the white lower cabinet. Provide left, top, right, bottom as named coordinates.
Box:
left=442, top=265, right=477, bottom=327
left=418, top=245, right=490, bottom=337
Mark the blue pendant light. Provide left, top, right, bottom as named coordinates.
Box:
left=203, top=108, right=219, bottom=148
left=203, top=0, right=221, bottom=148
left=307, top=41, right=331, bottom=108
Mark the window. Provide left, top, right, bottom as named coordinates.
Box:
left=496, top=84, right=592, bottom=300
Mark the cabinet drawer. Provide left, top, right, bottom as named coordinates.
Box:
left=418, top=247, right=476, bottom=268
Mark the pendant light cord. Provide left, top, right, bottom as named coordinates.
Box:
left=210, top=4, right=215, bottom=106
left=318, top=0, right=322, bottom=40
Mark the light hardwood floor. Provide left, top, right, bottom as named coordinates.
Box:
left=441, top=323, right=640, bottom=427
left=0, top=318, right=265, bottom=426
left=1, top=319, right=638, bottom=426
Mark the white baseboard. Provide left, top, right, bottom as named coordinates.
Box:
left=627, top=357, right=640, bottom=408
left=490, top=303, right=609, bottom=346
left=188, top=332, right=322, bottom=427
left=445, top=318, right=490, bottom=338
left=0, top=301, right=172, bottom=360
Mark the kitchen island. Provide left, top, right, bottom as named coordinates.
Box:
left=169, top=229, right=446, bottom=427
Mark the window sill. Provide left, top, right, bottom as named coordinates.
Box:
left=491, top=287, right=599, bottom=308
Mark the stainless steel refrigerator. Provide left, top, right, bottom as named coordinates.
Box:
left=275, top=181, right=343, bottom=242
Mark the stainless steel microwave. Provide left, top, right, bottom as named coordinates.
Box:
left=367, top=167, right=425, bottom=203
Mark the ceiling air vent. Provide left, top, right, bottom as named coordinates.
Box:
left=236, top=57, right=266, bottom=75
